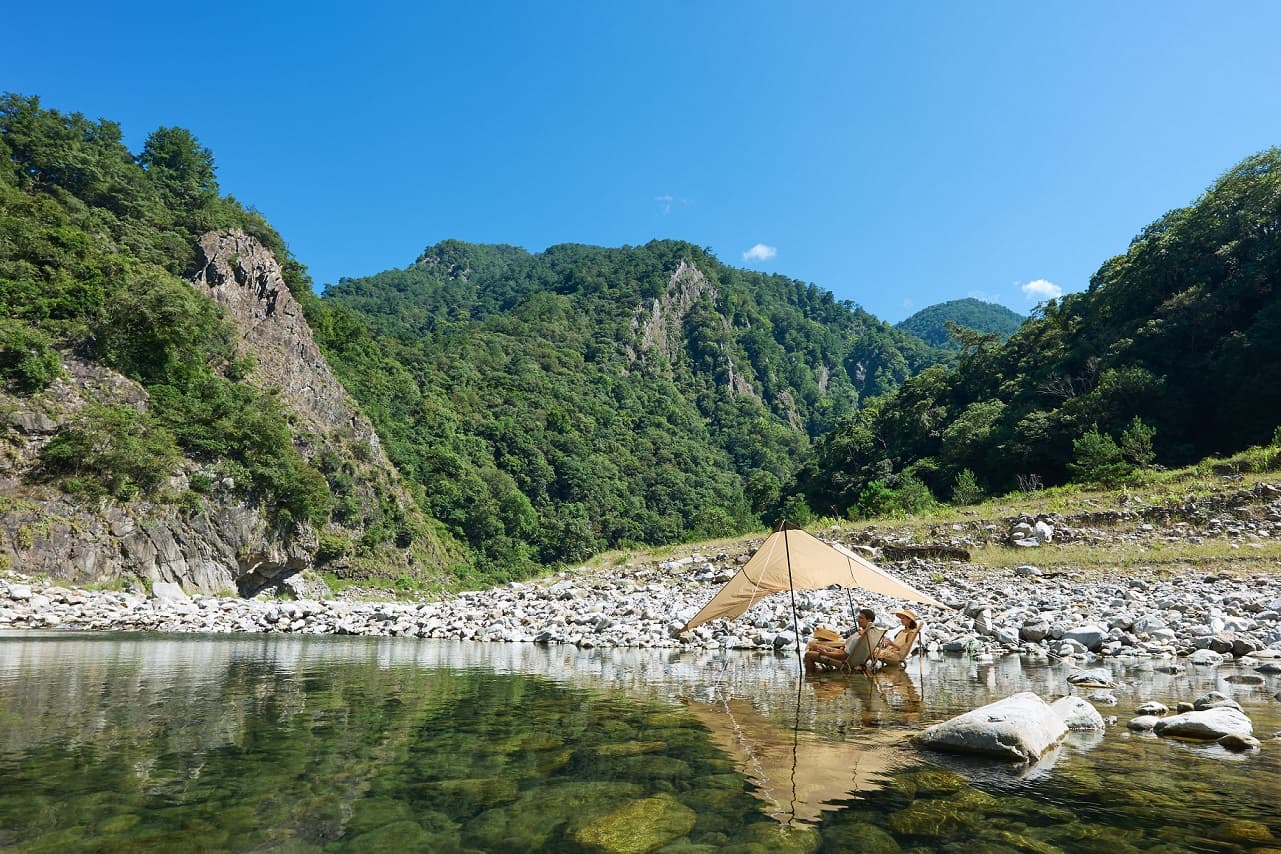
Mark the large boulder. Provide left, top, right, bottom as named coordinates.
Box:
left=1152, top=708, right=1253, bottom=741
left=913, top=692, right=1067, bottom=762
left=1050, top=696, right=1106, bottom=731
left=1066, top=668, right=1117, bottom=689
left=1062, top=625, right=1108, bottom=652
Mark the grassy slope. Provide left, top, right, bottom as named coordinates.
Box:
left=584, top=441, right=1281, bottom=582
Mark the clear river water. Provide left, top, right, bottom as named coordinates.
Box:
left=0, top=631, right=1278, bottom=852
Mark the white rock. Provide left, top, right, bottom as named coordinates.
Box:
left=913, top=692, right=1067, bottom=762
left=1051, top=696, right=1106, bottom=730
left=151, top=582, right=189, bottom=603
left=1187, top=649, right=1223, bottom=666
left=1153, top=708, right=1253, bottom=741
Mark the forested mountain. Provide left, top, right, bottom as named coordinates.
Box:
left=0, top=94, right=458, bottom=591
left=312, top=242, right=946, bottom=577
left=790, top=149, right=1281, bottom=518
left=896, top=298, right=1026, bottom=348
left=0, top=92, right=948, bottom=587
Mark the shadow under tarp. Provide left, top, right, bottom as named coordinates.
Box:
left=683, top=694, right=913, bottom=825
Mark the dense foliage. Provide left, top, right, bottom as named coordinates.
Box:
left=0, top=94, right=334, bottom=528
left=791, top=149, right=1281, bottom=516
left=312, top=241, right=945, bottom=576
left=895, top=298, right=1026, bottom=349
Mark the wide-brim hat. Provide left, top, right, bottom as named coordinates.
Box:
left=894, top=608, right=919, bottom=622
left=812, top=626, right=842, bottom=643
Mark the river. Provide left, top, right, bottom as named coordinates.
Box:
left=0, top=631, right=1277, bottom=852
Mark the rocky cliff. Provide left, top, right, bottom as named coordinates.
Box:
left=0, top=231, right=455, bottom=596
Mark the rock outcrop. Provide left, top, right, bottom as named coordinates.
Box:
left=190, top=231, right=387, bottom=460
left=0, top=231, right=452, bottom=595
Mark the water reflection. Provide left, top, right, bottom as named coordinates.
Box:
left=0, top=631, right=1278, bottom=852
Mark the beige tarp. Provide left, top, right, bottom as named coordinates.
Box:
left=682, top=526, right=943, bottom=631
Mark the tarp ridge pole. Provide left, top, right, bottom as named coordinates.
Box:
left=782, top=522, right=802, bottom=672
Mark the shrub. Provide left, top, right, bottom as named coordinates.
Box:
left=0, top=318, right=61, bottom=392
left=892, top=474, right=935, bottom=515
left=40, top=404, right=181, bottom=500
left=950, top=468, right=983, bottom=505
left=315, top=532, right=352, bottom=564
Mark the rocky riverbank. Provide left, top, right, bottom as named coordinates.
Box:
left=4, top=532, right=1281, bottom=665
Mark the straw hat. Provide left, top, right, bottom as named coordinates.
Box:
left=893, top=608, right=919, bottom=622
left=812, top=626, right=842, bottom=643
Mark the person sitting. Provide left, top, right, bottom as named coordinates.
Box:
left=873, top=609, right=923, bottom=668
left=804, top=609, right=876, bottom=673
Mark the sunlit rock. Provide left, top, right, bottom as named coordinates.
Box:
left=1153, top=708, right=1253, bottom=741
left=914, top=692, right=1067, bottom=762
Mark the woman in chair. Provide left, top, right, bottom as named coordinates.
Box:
left=873, top=609, right=921, bottom=667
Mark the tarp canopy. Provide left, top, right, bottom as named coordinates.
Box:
left=682, top=525, right=943, bottom=631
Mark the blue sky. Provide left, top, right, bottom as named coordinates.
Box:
left=6, top=2, right=1281, bottom=322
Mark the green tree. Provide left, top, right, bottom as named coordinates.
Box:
left=1119, top=416, right=1157, bottom=469
left=138, top=126, right=219, bottom=209
left=1068, top=427, right=1131, bottom=486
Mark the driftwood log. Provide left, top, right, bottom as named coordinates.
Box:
left=881, top=545, right=971, bottom=562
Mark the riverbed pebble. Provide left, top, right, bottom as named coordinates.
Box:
left=3, top=540, right=1281, bottom=660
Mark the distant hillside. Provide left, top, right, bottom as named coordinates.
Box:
left=315, top=241, right=948, bottom=577
left=791, top=148, right=1281, bottom=518
left=896, top=298, right=1025, bottom=348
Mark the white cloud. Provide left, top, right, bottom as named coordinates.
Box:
left=1021, top=279, right=1063, bottom=301
left=742, top=243, right=777, bottom=262
left=967, top=289, right=1001, bottom=304
left=655, top=194, right=673, bottom=215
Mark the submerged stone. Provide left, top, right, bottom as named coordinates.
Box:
left=1126, top=715, right=1159, bottom=731
left=887, top=796, right=985, bottom=838
left=570, top=794, right=696, bottom=854
left=414, top=777, right=520, bottom=815
left=596, top=740, right=669, bottom=757
left=1209, top=818, right=1274, bottom=844
left=821, top=821, right=901, bottom=853
left=736, top=821, right=823, bottom=853
left=1066, top=668, right=1116, bottom=688
left=345, top=820, right=439, bottom=850
left=903, top=769, right=968, bottom=796
left=1217, top=733, right=1261, bottom=752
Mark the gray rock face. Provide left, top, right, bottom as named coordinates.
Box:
left=1153, top=708, right=1253, bottom=741
left=914, top=692, right=1068, bottom=762
left=1128, top=715, right=1160, bottom=731
left=190, top=232, right=386, bottom=461
left=1135, top=701, right=1169, bottom=716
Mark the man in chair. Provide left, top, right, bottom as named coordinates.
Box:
left=803, top=608, right=877, bottom=673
